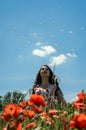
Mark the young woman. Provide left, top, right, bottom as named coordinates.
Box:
left=32, top=65, right=65, bottom=105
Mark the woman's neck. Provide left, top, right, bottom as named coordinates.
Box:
left=41, top=77, right=50, bottom=88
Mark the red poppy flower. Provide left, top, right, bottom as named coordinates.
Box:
left=29, top=94, right=46, bottom=107
left=4, top=104, right=17, bottom=116
left=27, top=110, right=35, bottom=119
left=48, top=109, right=57, bottom=116
left=41, top=112, right=49, bottom=118
left=33, top=106, right=42, bottom=113
left=16, top=122, right=22, bottom=130
left=78, top=114, right=86, bottom=128
left=19, top=100, right=27, bottom=109
left=74, top=92, right=86, bottom=112
left=14, top=105, right=23, bottom=119
left=2, top=104, right=22, bottom=121
left=2, top=112, right=9, bottom=122
left=77, top=91, right=86, bottom=100
left=70, top=114, right=79, bottom=128
left=70, top=114, right=86, bottom=129
left=25, top=122, right=36, bottom=130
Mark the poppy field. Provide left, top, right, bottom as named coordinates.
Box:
left=0, top=91, right=86, bottom=130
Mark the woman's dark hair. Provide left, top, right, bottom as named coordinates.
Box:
left=32, top=65, right=63, bottom=96
left=34, top=65, right=54, bottom=85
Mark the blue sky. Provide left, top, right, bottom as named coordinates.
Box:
left=0, top=0, right=86, bottom=102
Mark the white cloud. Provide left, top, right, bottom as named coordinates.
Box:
left=36, top=42, right=44, bottom=46
left=41, top=46, right=56, bottom=54
left=49, top=54, right=67, bottom=67
left=66, top=52, right=77, bottom=58
left=32, top=49, right=46, bottom=57
left=32, top=45, right=56, bottom=57
left=49, top=51, right=77, bottom=67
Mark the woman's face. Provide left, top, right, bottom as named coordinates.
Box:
left=40, top=66, right=50, bottom=77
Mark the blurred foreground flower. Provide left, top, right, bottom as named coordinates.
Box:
left=70, top=113, right=86, bottom=129
left=0, top=91, right=86, bottom=130
left=70, top=90, right=86, bottom=129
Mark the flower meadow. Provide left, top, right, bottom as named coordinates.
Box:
left=0, top=91, right=86, bottom=130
